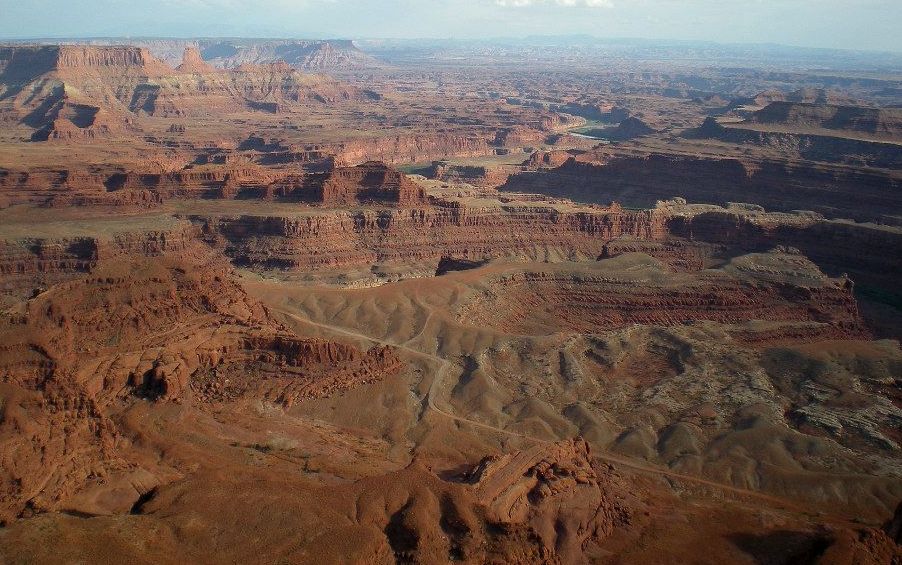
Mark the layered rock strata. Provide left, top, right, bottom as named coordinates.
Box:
left=194, top=201, right=665, bottom=272
left=500, top=154, right=902, bottom=223
left=688, top=117, right=902, bottom=168
left=0, top=161, right=426, bottom=207
left=659, top=201, right=902, bottom=295
left=453, top=251, right=867, bottom=339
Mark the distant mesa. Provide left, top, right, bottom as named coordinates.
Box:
left=122, top=39, right=380, bottom=71
left=683, top=102, right=902, bottom=169
left=0, top=44, right=380, bottom=139
left=2, top=39, right=381, bottom=73
left=785, top=87, right=861, bottom=106
left=0, top=44, right=173, bottom=83
left=748, top=101, right=902, bottom=137
left=728, top=88, right=863, bottom=113
left=751, top=89, right=786, bottom=106
left=607, top=116, right=657, bottom=140
left=197, top=39, right=377, bottom=71
left=579, top=116, right=658, bottom=141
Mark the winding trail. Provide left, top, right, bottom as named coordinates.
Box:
left=271, top=304, right=846, bottom=521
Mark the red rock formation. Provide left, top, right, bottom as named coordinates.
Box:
left=130, top=67, right=369, bottom=117
left=331, top=438, right=630, bottom=563
left=816, top=517, right=902, bottom=565
left=0, top=225, right=200, bottom=302
left=500, top=152, right=902, bottom=223
left=493, top=126, right=546, bottom=146
left=0, top=162, right=423, bottom=206
left=0, top=44, right=376, bottom=134
left=331, top=134, right=494, bottom=166
left=600, top=237, right=716, bottom=271
left=175, top=47, right=216, bottom=74
left=661, top=202, right=902, bottom=301
left=453, top=251, right=868, bottom=339
left=0, top=45, right=173, bottom=80
left=317, top=161, right=427, bottom=206
left=425, top=161, right=518, bottom=188
left=581, top=116, right=657, bottom=141
left=0, top=254, right=402, bottom=521
left=236, top=131, right=515, bottom=168
left=53, top=45, right=174, bottom=76
left=196, top=200, right=666, bottom=272
left=468, top=438, right=629, bottom=563
left=30, top=100, right=126, bottom=142
left=523, top=149, right=578, bottom=170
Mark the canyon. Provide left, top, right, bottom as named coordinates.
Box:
left=0, top=35, right=900, bottom=565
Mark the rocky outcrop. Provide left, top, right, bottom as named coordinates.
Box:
left=151, top=67, right=370, bottom=117
left=175, top=47, right=216, bottom=74
left=0, top=254, right=402, bottom=522
left=317, top=161, right=426, bottom=206
left=328, top=438, right=630, bottom=564
left=425, top=161, right=519, bottom=188
left=600, top=237, right=715, bottom=272
left=454, top=250, right=867, bottom=339
left=28, top=96, right=126, bottom=142
left=468, top=438, right=629, bottom=563
left=729, top=88, right=862, bottom=110
left=0, top=225, right=199, bottom=301
left=505, top=97, right=629, bottom=123
left=235, top=131, right=525, bottom=169
left=523, top=149, right=579, bottom=170
left=331, top=134, right=494, bottom=166
left=816, top=507, right=902, bottom=565
left=53, top=45, right=173, bottom=76
left=581, top=117, right=657, bottom=141
left=493, top=126, right=546, bottom=147
left=0, top=168, right=167, bottom=207
left=661, top=201, right=902, bottom=297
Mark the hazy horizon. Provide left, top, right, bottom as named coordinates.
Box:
left=1, top=0, right=900, bottom=54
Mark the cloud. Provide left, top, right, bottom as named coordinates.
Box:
left=495, top=0, right=613, bottom=7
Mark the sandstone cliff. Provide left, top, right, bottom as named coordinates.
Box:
left=194, top=200, right=665, bottom=273
left=0, top=161, right=425, bottom=207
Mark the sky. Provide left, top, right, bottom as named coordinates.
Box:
left=0, top=0, right=899, bottom=53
